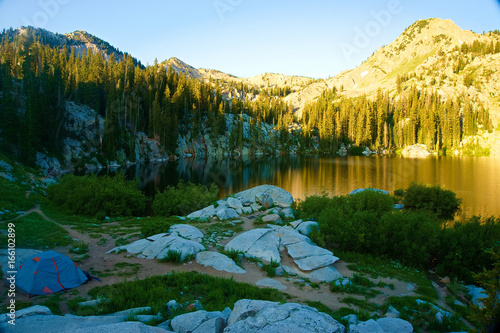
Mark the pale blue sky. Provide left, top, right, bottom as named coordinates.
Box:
left=0, top=0, right=499, bottom=78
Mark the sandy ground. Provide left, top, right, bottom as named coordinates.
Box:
left=1, top=206, right=448, bottom=318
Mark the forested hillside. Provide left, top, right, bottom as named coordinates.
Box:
left=0, top=19, right=499, bottom=170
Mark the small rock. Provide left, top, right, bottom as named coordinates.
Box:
left=255, top=192, right=274, bottom=208
left=216, top=207, right=239, bottom=220
left=341, top=314, right=359, bottom=326
left=227, top=197, right=243, bottom=210
left=440, top=276, right=451, bottom=284
left=262, top=214, right=282, bottom=224
left=242, top=207, right=253, bottom=214
left=275, top=266, right=284, bottom=276
left=385, top=305, right=400, bottom=318
left=256, top=278, right=287, bottom=290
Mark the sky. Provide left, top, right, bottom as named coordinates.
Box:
left=0, top=0, right=499, bottom=79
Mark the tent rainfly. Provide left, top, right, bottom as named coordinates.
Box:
left=15, top=251, right=88, bottom=296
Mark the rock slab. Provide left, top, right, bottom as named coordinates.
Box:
left=195, top=251, right=246, bottom=274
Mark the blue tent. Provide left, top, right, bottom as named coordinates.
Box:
left=15, top=251, right=88, bottom=296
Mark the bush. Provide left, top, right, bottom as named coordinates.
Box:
left=47, top=174, right=146, bottom=218
left=140, top=217, right=179, bottom=237
left=295, top=185, right=499, bottom=282
left=403, top=183, right=461, bottom=220
left=69, top=240, right=89, bottom=254
left=435, top=217, right=500, bottom=282
left=152, top=180, right=219, bottom=216
left=349, top=145, right=366, bottom=156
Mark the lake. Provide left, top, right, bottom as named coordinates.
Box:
left=123, top=155, right=500, bottom=220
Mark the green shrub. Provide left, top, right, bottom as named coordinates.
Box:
left=295, top=185, right=499, bottom=282
left=262, top=260, right=280, bottom=277
left=69, top=240, right=89, bottom=254
left=349, top=145, right=366, bottom=156
left=140, top=216, right=179, bottom=237
left=158, top=250, right=193, bottom=264
left=403, top=183, right=461, bottom=220
left=435, top=217, right=500, bottom=282
left=219, top=248, right=244, bottom=267
left=47, top=174, right=146, bottom=218
left=153, top=180, right=219, bottom=216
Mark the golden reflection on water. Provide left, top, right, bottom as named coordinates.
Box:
left=142, top=156, right=500, bottom=220
left=259, top=156, right=499, bottom=220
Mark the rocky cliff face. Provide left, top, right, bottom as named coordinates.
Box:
left=36, top=101, right=169, bottom=175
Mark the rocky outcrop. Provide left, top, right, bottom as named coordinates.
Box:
left=224, top=224, right=340, bottom=282
left=186, top=185, right=293, bottom=222
left=195, top=251, right=246, bottom=274
left=108, top=225, right=205, bottom=261
left=224, top=300, right=346, bottom=333
left=234, top=185, right=294, bottom=207
left=401, top=144, right=431, bottom=158
left=349, top=318, right=413, bottom=333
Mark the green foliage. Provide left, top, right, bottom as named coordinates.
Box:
left=66, top=297, right=87, bottom=312
left=262, top=260, right=280, bottom=277
left=468, top=246, right=500, bottom=332
left=340, top=296, right=379, bottom=312
left=158, top=250, right=185, bottom=264
left=152, top=180, right=219, bottom=216
left=69, top=240, right=89, bottom=254
left=435, top=218, right=500, bottom=282
left=87, top=271, right=286, bottom=315
left=348, top=145, right=365, bottom=156
left=219, top=248, right=244, bottom=267
left=140, top=216, right=179, bottom=237
left=0, top=213, right=71, bottom=249
left=47, top=174, right=146, bottom=218
left=296, top=185, right=499, bottom=282
left=381, top=296, right=466, bottom=332
left=329, top=276, right=380, bottom=298
left=403, top=183, right=461, bottom=220
left=40, top=293, right=62, bottom=315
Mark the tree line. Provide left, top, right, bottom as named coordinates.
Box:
left=0, top=27, right=495, bottom=163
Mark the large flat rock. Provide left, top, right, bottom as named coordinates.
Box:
left=169, top=224, right=204, bottom=241
left=225, top=300, right=345, bottom=333
left=224, top=229, right=272, bottom=253
left=246, top=230, right=281, bottom=263
left=256, top=278, right=287, bottom=290
left=196, top=251, right=246, bottom=274
left=294, top=254, right=339, bottom=271
left=282, top=265, right=343, bottom=282
left=286, top=241, right=333, bottom=259
left=233, top=185, right=294, bottom=206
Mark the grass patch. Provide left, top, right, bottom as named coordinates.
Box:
left=218, top=248, right=244, bottom=267
left=262, top=260, right=280, bottom=277
left=385, top=49, right=436, bottom=82
left=113, top=262, right=142, bottom=277
left=330, top=276, right=381, bottom=298
left=40, top=293, right=62, bottom=315
left=86, top=271, right=287, bottom=316
left=341, top=296, right=379, bottom=312
left=69, top=240, right=89, bottom=254
left=0, top=213, right=71, bottom=249
left=41, top=203, right=143, bottom=237
left=158, top=250, right=193, bottom=264
left=380, top=296, right=467, bottom=332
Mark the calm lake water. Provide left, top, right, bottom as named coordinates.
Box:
left=123, top=155, right=500, bottom=220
